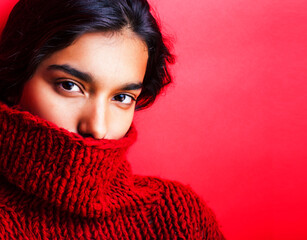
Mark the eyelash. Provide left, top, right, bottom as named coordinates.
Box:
left=56, top=80, right=136, bottom=105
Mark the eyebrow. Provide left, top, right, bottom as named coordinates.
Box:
left=47, top=64, right=93, bottom=83
left=120, top=83, right=143, bottom=91
left=47, top=64, right=143, bottom=90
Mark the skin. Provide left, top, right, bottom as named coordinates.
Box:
left=19, top=30, right=148, bottom=140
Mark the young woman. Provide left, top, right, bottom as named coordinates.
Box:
left=0, top=0, right=225, bottom=239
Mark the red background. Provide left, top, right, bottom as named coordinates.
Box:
left=1, top=0, right=307, bottom=239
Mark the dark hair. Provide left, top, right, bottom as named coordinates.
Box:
left=0, top=0, right=174, bottom=109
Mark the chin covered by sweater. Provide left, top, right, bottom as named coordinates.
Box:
left=0, top=102, right=225, bottom=239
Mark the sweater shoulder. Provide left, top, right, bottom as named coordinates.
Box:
left=0, top=204, right=26, bottom=239
left=134, top=174, right=211, bottom=207
left=133, top=175, right=226, bottom=239
left=0, top=192, right=34, bottom=240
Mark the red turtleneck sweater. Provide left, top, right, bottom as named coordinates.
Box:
left=0, top=102, right=225, bottom=239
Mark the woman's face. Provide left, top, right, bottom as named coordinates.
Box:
left=19, top=30, right=148, bottom=139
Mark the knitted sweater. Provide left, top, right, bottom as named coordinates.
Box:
left=0, top=102, right=225, bottom=240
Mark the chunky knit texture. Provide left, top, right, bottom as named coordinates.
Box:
left=0, top=102, right=225, bottom=239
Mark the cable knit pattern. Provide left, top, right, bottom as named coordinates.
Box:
left=0, top=102, right=225, bottom=239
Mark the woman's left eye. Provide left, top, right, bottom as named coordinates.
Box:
left=112, top=94, right=135, bottom=104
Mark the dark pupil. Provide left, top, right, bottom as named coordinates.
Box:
left=62, top=82, right=74, bottom=90
left=115, top=94, right=126, bottom=101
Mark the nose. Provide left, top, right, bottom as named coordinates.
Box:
left=78, top=100, right=108, bottom=139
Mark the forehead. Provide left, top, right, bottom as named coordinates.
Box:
left=38, top=31, right=149, bottom=86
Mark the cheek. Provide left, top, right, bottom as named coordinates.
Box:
left=108, top=107, right=135, bottom=139
left=19, top=78, right=50, bottom=116
left=19, top=78, right=78, bottom=132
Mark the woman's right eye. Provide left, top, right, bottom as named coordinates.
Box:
left=56, top=80, right=83, bottom=93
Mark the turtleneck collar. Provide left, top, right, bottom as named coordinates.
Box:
left=0, top=102, right=137, bottom=218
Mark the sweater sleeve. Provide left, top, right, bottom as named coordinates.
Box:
left=165, top=180, right=226, bottom=240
